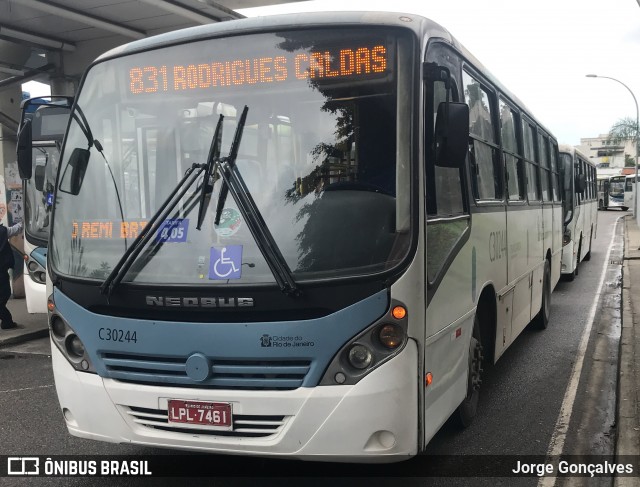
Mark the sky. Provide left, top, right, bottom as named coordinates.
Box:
left=238, top=0, right=640, bottom=146
left=22, top=80, right=50, bottom=98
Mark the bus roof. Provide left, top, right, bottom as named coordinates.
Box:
left=559, top=144, right=595, bottom=166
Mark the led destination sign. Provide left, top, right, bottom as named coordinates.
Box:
left=72, top=220, right=148, bottom=240
left=128, top=44, right=388, bottom=95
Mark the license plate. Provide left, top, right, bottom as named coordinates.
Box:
left=168, top=400, right=232, bottom=429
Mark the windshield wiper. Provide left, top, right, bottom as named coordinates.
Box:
left=213, top=106, right=301, bottom=297
left=100, top=163, right=204, bottom=297
left=196, top=114, right=223, bottom=229
left=100, top=115, right=224, bottom=297
left=213, top=106, right=246, bottom=226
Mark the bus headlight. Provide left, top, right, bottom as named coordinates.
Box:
left=25, top=257, right=46, bottom=284
left=47, top=295, right=95, bottom=373
left=348, top=344, right=373, bottom=369
left=51, top=316, right=66, bottom=339
left=319, top=300, right=409, bottom=386
left=378, top=323, right=404, bottom=349
left=66, top=335, right=85, bottom=358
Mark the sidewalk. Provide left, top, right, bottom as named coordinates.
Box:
left=618, top=215, right=640, bottom=486
left=0, top=297, right=48, bottom=348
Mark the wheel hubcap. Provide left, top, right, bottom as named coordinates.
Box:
left=470, top=338, right=484, bottom=392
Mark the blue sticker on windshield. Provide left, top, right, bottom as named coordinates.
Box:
left=156, top=218, right=189, bottom=243
left=46, top=193, right=54, bottom=207
left=209, top=246, right=242, bottom=280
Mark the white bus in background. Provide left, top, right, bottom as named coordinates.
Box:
left=559, top=145, right=597, bottom=280
left=17, top=97, right=72, bottom=313
left=599, top=174, right=634, bottom=211
left=18, top=12, right=563, bottom=461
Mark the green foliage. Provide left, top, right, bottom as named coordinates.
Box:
left=625, top=154, right=636, bottom=167
left=606, top=117, right=639, bottom=150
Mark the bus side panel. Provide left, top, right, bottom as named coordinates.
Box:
left=423, top=310, right=474, bottom=444
left=551, top=205, right=562, bottom=288
left=552, top=203, right=562, bottom=264
left=424, top=209, right=506, bottom=421
left=503, top=206, right=530, bottom=357
left=528, top=209, right=544, bottom=323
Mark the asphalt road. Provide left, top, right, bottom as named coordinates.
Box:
left=0, top=210, right=624, bottom=486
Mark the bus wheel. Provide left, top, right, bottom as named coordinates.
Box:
left=533, top=259, right=551, bottom=330
left=584, top=232, right=592, bottom=261
left=456, top=315, right=484, bottom=428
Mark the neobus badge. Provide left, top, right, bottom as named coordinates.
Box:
left=145, top=296, right=254, bottom=308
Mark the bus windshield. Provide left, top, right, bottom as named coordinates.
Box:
left=50, top=28, right=412, bottom=285
left=610, top=176, right=625, bottom=199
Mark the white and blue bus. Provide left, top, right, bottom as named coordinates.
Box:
left=18, top=97, right=72, bottom=313
left=559, top=145, right=597, bottom=280
left=600, top=174, right=634, bottom=211
left=18, top=12, right=562, bottom=461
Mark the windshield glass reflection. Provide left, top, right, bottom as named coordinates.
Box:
left=50, top=28, right=412, bottom=285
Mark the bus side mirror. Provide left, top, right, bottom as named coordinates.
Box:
left=34, top=164, right=46, bottom=192
left=17, top=120, right=33, bottom=180
left=59, top=148, right=90, bottom=196
left=435, top=102, right=469, bottom=168
left=575, top=174, right=586, bottom=194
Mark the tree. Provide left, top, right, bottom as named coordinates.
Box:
left=626, top=154, right=636, bottom=167
left=606, top=116, right=639, bottom=150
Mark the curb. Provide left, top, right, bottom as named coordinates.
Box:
left=615, top=217, right=640, bottom=487
left=0, top=328, right=49, bottom=349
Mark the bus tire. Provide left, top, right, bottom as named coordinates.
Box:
left=573, top=239, right=581, bottom=277
left=456, top=315, right=483, bottom=428
left=533, top=259, right=551, bottom=330
left=584, top=231, right=592, bottom=261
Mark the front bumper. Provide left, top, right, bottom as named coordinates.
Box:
left=52, top=339, right=419, bottom=463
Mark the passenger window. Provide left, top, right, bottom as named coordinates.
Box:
left=538, top=134, right=551, bottom=202
left=499, top=99, right=524, bottom=201
left=550, top=143, right=560, bottom=202
left=523, top=121, right=539, bottom=201
left=463, top=70, right=501, bottom=201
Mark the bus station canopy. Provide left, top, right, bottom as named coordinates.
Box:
left=0, top=0, right=301, bottom=89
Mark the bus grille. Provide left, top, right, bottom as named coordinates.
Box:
left=125, top=406, right=287, bottom=438
left=101, top=352, right=311, bottom=390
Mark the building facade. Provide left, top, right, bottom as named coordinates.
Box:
left=577, top=134, right=637, bottom=173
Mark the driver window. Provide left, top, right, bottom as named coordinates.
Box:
left=425, top=55, right=469, bottom=284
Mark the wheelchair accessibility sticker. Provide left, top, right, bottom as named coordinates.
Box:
left=209, top=246, right=243, bottom=280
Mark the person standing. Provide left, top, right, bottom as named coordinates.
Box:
left=0, top=220, right=23, bottom=330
